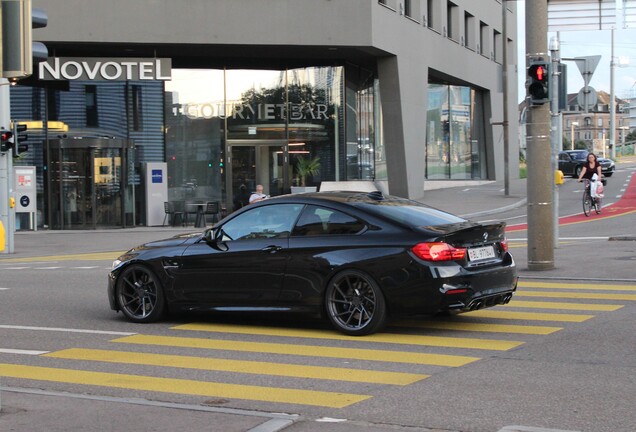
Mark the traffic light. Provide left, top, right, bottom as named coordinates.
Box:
left=1, top=1, right=48, bottom=80
left=1, top=129, right=14, bottom=153
left=527, top=60, right=550, bottom=105
left=13, top=123, right=28, bottom=157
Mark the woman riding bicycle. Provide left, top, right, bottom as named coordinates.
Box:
left=577, top=152, right=602, bottom=183
left=577, top=152, right=603, bottom=215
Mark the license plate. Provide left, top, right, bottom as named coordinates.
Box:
left=468, top=245, right=496, bottom=261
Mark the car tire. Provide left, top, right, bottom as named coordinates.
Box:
left=325, top=269, right=387, bottom=336
left=605, top=172, right=613, bottom=177
left=116, top=264, right=166, bottom=323
left=575, top=165, right=582, bottom=178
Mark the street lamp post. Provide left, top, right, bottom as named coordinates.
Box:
left=570, top=121, right=579, bottom=150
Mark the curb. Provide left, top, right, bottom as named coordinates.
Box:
left=460, top=198, right=528, bottom=219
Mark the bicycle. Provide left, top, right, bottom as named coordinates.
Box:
left=582, top=179, right=602, bottom=217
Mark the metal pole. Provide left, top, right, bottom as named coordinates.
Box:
left=610, top=28, right=616, bottom=160
left=502, top=0, right=510, bottom=196
left=550, top=36, right=560, bottom=249
left=526, top=0, right=555, bottom=270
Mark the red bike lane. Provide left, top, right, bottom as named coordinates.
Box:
left=507, top=172, right=636, bottom=233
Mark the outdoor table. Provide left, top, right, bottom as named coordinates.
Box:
left=185, top=202, right=206, bottom=228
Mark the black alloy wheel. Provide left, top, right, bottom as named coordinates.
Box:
left=116, top=264, right=166, bottom=323
left=325, top=270, right=387, bottom=336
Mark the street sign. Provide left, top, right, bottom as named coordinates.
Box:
left=575, top=55, right=601, bottom=86
left=577, top=86, right=598, bottom=110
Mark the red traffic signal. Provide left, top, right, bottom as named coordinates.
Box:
left=527, top=61, right=550, bottom=105
left=0, top=130, right=14, bottom=153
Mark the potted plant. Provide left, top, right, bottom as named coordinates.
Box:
left=291, top=155, right=321, bottom=193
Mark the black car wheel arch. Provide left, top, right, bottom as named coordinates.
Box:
left=325, top=269, right=387, bottom=336
left=115, top=263, right=166, bottom=323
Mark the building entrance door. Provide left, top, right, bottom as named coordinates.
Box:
left=47, top=138, right=134, bottom=229
left=226, top=140, right=288, bottom=212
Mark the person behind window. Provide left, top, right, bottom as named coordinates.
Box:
left=234, top=184, right=251, bottom=210
left=249, top=184, right=269, bottom=204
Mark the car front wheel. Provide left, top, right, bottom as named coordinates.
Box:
left=325, top=270, right=386, bottom=336
left=116, top=264, right=166, bottom=323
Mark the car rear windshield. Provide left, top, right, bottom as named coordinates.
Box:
left=358, top=201, right=465, bottom=227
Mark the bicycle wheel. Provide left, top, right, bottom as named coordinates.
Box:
left=582, top=190, right=592, bottom=217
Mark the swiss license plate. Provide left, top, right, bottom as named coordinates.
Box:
left=468, top=245, right=496, bottom=261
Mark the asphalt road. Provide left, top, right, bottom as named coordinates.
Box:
left=1, top=166, right=635, bottom=432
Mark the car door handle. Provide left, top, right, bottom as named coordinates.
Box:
left=261, top=245, right=283, bottom=253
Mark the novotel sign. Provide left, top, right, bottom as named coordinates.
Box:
left=39, top=57, right=172, bottom=81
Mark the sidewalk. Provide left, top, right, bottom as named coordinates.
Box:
left=416, top=177, right=528, bottom=219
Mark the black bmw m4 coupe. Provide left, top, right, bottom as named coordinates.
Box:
left=108, top=191, right=517, bottom=336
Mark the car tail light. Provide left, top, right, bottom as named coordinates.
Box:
left=500, top=239, right=509, bottom=252
left=412, top=242, right=467, bottom=262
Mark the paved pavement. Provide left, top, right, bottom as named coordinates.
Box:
left=1, top=157, right=635, bottom=432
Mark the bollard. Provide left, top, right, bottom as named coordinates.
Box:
left=555, top=170, right=564, bottom=185
left=1, top=219, right=5, bottom=252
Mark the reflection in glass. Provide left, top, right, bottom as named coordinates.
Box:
left=425, top=82, right=486, bottom=180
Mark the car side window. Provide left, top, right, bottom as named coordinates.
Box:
left=221, top=204, right=303, bottom=241
left=292, top=205, right=365, bottom=236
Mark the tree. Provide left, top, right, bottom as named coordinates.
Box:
left=295, top=156, right=321, bottom=186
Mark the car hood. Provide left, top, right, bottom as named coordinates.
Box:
left=118, top=232, right=201, bottom=259
left=140, top=232, right=200, bottom=248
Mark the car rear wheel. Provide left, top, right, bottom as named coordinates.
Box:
left=325, top=270, right=386, bottom=336
left=116, top=264, right=166, bottom=323
left=575, top=165, right=583, bottom=178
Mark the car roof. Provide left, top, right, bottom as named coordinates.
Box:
left=268, top=190, right=408, bottom=205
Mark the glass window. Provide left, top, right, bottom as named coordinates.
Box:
left=447, top=2, right=459, bottom=41
left=479, top=22, right=489, bottom=56
left=130, top=85, right=143, bottom=131
left=292, top=205, right=365, bottom=236
left=359, top=200, right=465, bottom=227
left=288, top=67, right=342, bottom=187
left=404, top=0, right=411, bottom=17
left=345, top=68, right=375, bottom=181
left=221, top=203, right=303, bottom=241
left=85, top=85, right=98, bottom=127
left=426, top=82, right=486, bottom=180
left=165, top=69, right=225, bottom=204
left=464, top=12, right=475, bottom=49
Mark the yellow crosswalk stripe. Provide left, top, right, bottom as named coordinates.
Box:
left=465, top=310, right=593, bottom=322
left=172, top=323, right=524, bottom=351
left=0, top=251, right=123, bottom=263
left=44, top=348, right=427, bottom=385
left=392, top=320, right=562, bottom=335
left=519, top=281, right=636, bottom=291
left=504, top=300, right=623, bottom=311
left=0, top=363, right=370, bottom=408
left=516, top=291, right=636, bottom=301
left=113, top=334, right=480, bottom=367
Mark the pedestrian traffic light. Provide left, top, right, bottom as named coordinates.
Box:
left=1, top=129, right=14, bottom=153
left=13, top=123, right=28, bottom=157
left=527, top=60, right=550, bottom=105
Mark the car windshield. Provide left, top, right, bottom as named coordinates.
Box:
left=358, top=201, right=465, bottom=227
